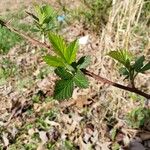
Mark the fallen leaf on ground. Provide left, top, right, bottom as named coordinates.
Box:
left=129, top=139, right=145, bottom=150
left=39, top=131, right=48, bottom=144
left=2, top=133, right=9, bottom=147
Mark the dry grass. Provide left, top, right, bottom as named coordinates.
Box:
left=90, top=0, right=150, bottom=126
left=101, top=0, right=147, bottom=50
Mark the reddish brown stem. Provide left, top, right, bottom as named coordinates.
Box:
left=1, top=19, right=149, bottom=99
left=82, top=69, right=150, bottom=99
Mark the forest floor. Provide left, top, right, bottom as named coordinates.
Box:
left=0, top=0, right=150, bottom=150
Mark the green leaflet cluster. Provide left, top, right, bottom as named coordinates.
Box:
left=108, top=50, right=150, bottom=84
left=27, top=4, right=57, bottom=41
left=43, top=32, right=90, bottom=100
left=54, top=68, right=89, bottom=100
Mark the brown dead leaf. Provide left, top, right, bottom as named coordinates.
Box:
left=60, top=95, right=93, bottom=109
left=33, top=101, right=58, bottom=113
left=101, top=143, right=112, bottom=150
left=2, top=133, right=9, bottom=147
left=37, top=76, right=55, bottom=95
left=74, top=96, right=92, bottom=108
left=45, top=119, right=60, bottom=128
left=129, top=139, right=145, bottom=150
left=60, top=99, right=76, bottom=108
left=139, top=132, right=150, bottom=141
left=5, top=99, right=32, bottom=126
left=28, top=128, right=35, bottom=136
left=78, top=136, right=92, bottom=150
left=47, top=127, right=60, bottom=142
left=39, top=131, right=48, bottom=144
left=37, top=143, right=46, bottom=150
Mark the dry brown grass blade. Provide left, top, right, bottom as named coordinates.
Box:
left=101, top=0, right=145, bottom=51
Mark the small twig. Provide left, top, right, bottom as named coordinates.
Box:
left=0, top=19, right=50, bottom=50
left=0, top=19, right=149, bottom=99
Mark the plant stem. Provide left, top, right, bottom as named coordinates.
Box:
left=82, top=69, right=150, bottom=99
left=0, top=19, right=51, bottom=50
left=1, top=19, right=149, bottom=99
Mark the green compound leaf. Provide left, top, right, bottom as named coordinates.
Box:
left=43, top=55, right=65, bottom=67
left=77, top=56, right=91, bottom=69
left=54, top=67, right=73, bottom=80
left=140, top=61, right=150, bottom=73
left=73, top=70, right=89, bottom=88
left=108, top=50, right=131, bottom=68
left=65, top=39, right=79, bottom=64
left=133, top=56, right=145, bottom=72
left=54, top=79, right=74, bottom=100
left=48, top=32, right=67, bottom=61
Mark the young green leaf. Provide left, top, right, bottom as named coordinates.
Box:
left=48, top=32, right=66, bottom=61
left=119, top=67, right=130, bottom=80
left=42, top=5, right=56, bottom=24
left=65, top=39, right=79, bottom=64
left=108, top=50, right=131, bottom=68
left=43, top=55, right=65, bottom=67
left=73, top=70, right=89, bottom=88
left=140, top=61, right=150, bottom=73
left=43, top=5, right=55, bottom=17
left=54, top=67, right=73, bottom=80
left=119, top=67, right=129, bottom=76
left=34, top=5, right=44, bottom=24
left=133, top=56, right=145, bottom=72
left=54, top=79, right=74, bottom=100
left=77, top=56, right=91, bottom=69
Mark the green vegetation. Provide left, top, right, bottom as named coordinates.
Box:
left=108, top=50, right=150, bottom=86
left=0, top=25, right=22, bottom=54
left=63, top=140, right=77, bottom=150
left=81, top=0, right=112, bottom=32
left=140, top=0, right=150, bottom=25
left=27, top=4, right=58, bottom=42
left=127, top=107, right=150, bottom=128
left=43, top=32, right=90, bottom=100
left=0, top=58, right=18, bottom=85
left=66, top=0, right=112, bottom=33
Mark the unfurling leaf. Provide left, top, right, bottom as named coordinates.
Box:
left=43, top=55, right=65, bottom=67
left=108, top=50, right=131, bottom=68
left=77, top=56, right=91, bottom=69
left=54, top=79, right=74, bottom=100
left=34, top=5, right=44, bottom=24
left=54, top=67, right=73, bottom=80
left=34, top=4, right=56, bottom=24
left=65, top=39, right=79, bottom=64
left=133, top=56, right=145, bottom=72
left=73, top=70, right=89, bottom=88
